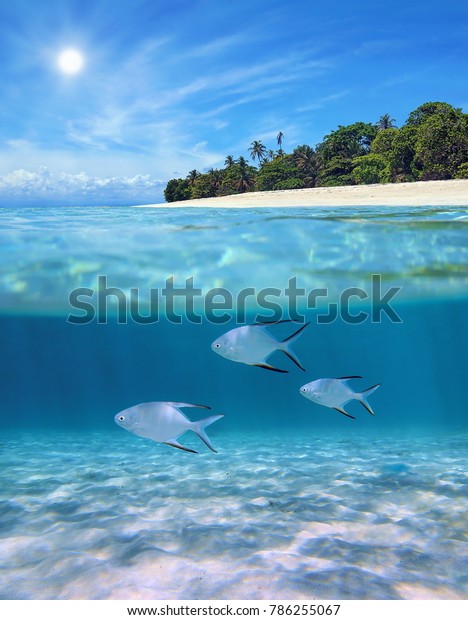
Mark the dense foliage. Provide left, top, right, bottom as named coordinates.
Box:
left=164, top=102, right=468, bottom=202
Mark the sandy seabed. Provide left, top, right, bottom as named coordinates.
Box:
left=140, top=179, right=468, bottom=208
left=0, top=431, right=466, bottom=600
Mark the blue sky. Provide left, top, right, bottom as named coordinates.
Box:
left=0, top=0, right=467, bottom=205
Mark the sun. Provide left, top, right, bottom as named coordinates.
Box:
left=58, top=49, right=84, bottom=74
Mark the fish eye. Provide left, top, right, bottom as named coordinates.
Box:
left=118, top=416, right=125, bottom=421
left=300, top=387, right=306, bottom=392
left=214, top=343, right=221, bottom=348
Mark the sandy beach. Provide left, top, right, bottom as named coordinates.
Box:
left=142, top=179, right=468, bottom=208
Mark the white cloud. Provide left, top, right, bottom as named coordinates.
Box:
left=0, top=134, right=224, bottom=186
left=0, top=167, right=166, bottom=205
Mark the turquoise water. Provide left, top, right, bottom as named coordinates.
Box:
left=0, top=205, right=467, bottom=599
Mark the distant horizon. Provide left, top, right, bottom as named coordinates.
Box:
left=1, top=0, right=467, bottom=206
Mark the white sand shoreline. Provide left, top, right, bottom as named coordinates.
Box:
left=140, top=179, right=468, bottom=208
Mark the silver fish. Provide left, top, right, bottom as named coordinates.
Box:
left=211, top=320, right=309, bottom=373
left=114, top=401, right=224, bottom=453
left=300, top=376, right=380, bottom=419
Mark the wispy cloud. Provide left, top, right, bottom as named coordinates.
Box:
left=296, top=90, right=351, bottom=113
left=66, top=107, right=132, bottom=150
left=212, top=55, right=331, bottom=97
left=60, top=42, right=332, bottom=165
left=350, top=38, right=407, bottom=57
left=198, top=91, right=280, bottom=119
left=374, top=74, right=415, bottom=90
left=180, top=33, right=251, bottom=59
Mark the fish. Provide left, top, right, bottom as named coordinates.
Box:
left=211, top=320, right=309, bottom=373
left=299, top=376, right=381, bottom=419
left=114, top=401, right=225, bottom=453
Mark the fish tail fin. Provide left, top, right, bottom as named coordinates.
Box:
left=357, top=384, right=381, bottom=416
left=192, top=414, right=225, bottom=453
left=280, top=322, right=309, bottom=371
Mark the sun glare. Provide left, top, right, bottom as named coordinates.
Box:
left=58, top=49, right=84, bottom=74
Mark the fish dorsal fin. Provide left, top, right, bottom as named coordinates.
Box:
left=166, top=402, right=211, bottom=409
left=281, top=322, right=310, bottom=344
left=252, top=319, right=296, bottom=326
left=253, top=363, right=288, bottom=373
left=336, top=376, right=362, bottom=382
left=334, top=407, right=356, bottom=420
left=164, top=440, right=198, bottom=454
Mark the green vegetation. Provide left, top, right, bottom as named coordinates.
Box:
left=163, top=101, right=468, bottom=202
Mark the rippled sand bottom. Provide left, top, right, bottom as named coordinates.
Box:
left=0, top=431, right=466, bottom=600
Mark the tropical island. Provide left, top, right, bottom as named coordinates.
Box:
left=163, top=101, right=468, bottom=203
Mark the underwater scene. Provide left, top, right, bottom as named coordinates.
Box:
left=0, top=205, right=467, bottom=600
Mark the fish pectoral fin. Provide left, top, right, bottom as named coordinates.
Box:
left=253, top=363, right=288, bottom=373
left=334, top=407, right=356, bottom=420
left=164, top=440, right=198, bottom=454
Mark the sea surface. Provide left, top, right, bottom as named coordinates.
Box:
left=0, top=204, right=467, bottom=600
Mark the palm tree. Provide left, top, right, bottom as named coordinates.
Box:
left=186, top=169, right=200, bottom=186
left=224, top=155, right=235, bottom=168
left=377, top=114, right=396, bottom=130
left=267, top=149, right=276, bottom=161
left=277, top=131, right=284, bottom=149
left=277, top=131, right=284, bottom=161
left=235, top=156, right=255, bottom=192
left=248, top=140, right=267, bottom=166
left=236, top=169, right=255, bottom=193
left=293, top=145, right=315, bottom=169
left=293, top=145, right=318, bottom=188
left=237, top=156, right=249, bottom=170
left=207, top=168, right=224, bottom=192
